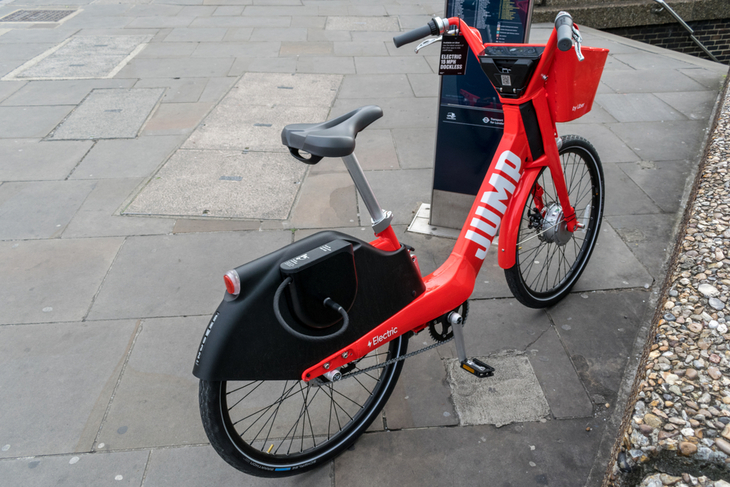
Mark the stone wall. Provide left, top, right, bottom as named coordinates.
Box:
left=532, top=0, right=730, bottom=64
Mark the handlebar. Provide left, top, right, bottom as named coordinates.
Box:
left=393, top=18, right=441, bottom=48
left=554, top=11, right=574, bottom=52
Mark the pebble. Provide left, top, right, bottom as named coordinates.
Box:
left=710, top=297, right=726, bottom=310
left=679, top=441, right=698, bottom=456
left=625, top=85, right=730, bottom=487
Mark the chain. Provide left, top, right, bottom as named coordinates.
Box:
left=340, top=334, right=454, bottom=380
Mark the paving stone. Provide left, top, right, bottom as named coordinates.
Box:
left=127, top=150, right=306, bottom=219
left=194, top=103, right=330, bottom=151
left=198, top=76, right=236, bottom=103
left=0, top=320, right=137, bottom=456
left=447, top=354, right=550, bottom=426
left=222, top=26, right=253, bottom=41
left=289, top=171, right=358, bottom=228
left=12, top=35, right=151, bottom=80
left=172, top=218, right=260, bottom=233
left=608, top=120, right=706, bottom=162
left=135, top=41, right=197, bottom=58
left=333, top=40, right=388, bottom=56
left=655, top=90, right=720, bottom=121
left=0, top=80, right=25, bottom=102
left=228, top=57, right=297, bottom=76
left=192, top=41, right=280, bottom=58
left=384, top=350, right=459, bottom=429
left=332, top=96, right=438, bottom=129
left=308, top=28, right=352, bottom=42
left=1, top=78, right=135, bottom=106
left=595, top=93, right=685, bottom=123
left=357, top=168, right=431, bottom=225
left=338, top=73, right=413, bottom=99
left=335, top=419, right=602, bottom=486
left=602, top=162, right=662, bottom=217
left=0, top=105, right=73, bottom=138
left=224, top=72, right=341, bottom=107
left=144, top=445, right=332, bottom=486
left=127, top=16, right=193, bottom=28
left=677, top=67, right=727, bottom=90
left=601, top=69, right=707, bottom=93
left=50, top=88, right=164, bottom=140
left=297, top=56, right=355, bottom=74
left=554, top=123, right=638, bottom=163
left=133, top=77, right=208, bottom=103
left=0, top=180, right=95, bottom=239
left=392, top=127, right=436, bottom=169
left=0, top=139, right=92, bottom=180
left=189, top=16, right=290, bottom=28
left=164, top=27, right=226, bottom=42
left=612, top=52, right=696, bottom=71
left=0, top=450, right=148, bottom=485
left=177, top=5, right=216, bottom=16
left=280, top=41, right=333, bottom=56
left=87, top=231, right=291, bottom=320
left=0, top=237, right=123, bottom=324
left=606, top=212, right=680, bottom=279
left=407, top=73, right=439, bottom=97
left=63, top=178, right=174, bottom=238
left=70, top=135, right=183, bottom=179
left=325, top=16, right=399, bottom=31
left=115, top=57, right=234, bottom=79
left=96, top=316, right=207, bottom=449
left=547, top=290, right=650, bottom=403
left=616, top=159, right=694, bottom=213
left=141, top=101, right=213, bottom=135
left=528, top=328, right=594, bottom=419
left=437, top=299, right=552, bottom=360
left=354, top=56, right=433, bottom=74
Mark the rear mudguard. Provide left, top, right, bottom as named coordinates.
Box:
left=192, top=231, right=425, bottom=381
left=498, top=166, right=540, bottom=269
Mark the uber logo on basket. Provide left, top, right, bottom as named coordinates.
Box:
left=446, top=112, right=456, bottom=121
left=465, top=150, right=522, bottom=260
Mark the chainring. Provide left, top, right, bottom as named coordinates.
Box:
left=427, top=301, right=469, bottom=342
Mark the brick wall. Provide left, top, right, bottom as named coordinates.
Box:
left=604, top=18, right=730, bottom=64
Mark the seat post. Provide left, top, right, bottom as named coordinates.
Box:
left=341, top=153, right=393, bottom=234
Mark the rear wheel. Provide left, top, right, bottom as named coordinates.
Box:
left=505, top=135, right=604, bottom=308
left=199, top=335, right=408, bottom=477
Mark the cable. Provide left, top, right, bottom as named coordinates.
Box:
left=273, top=277, right=350, bottom=342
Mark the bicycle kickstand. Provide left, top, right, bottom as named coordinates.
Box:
left=448, top=312, right=495, bottom=378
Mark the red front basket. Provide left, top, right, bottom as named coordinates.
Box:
left=545, top=46, right=608, bottom=123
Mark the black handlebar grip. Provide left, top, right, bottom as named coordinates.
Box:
left=555, top=11, right=573, bottom=52
left=393, top=20, right=439, bottom=48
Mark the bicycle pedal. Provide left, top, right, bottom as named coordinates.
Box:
left=460, top=358, right=495, bottom=378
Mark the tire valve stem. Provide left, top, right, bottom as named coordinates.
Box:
left=267, top=444, right=274, bottom=454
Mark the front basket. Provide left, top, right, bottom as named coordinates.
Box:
left=546, top=47, right=608, bottom=123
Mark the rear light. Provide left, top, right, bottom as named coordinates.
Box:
left=224, top=270, right=240, bottom=297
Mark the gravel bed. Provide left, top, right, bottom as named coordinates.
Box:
left=615, top=82, right=730, bottom=486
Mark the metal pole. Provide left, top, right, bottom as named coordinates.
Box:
left=652, top=0, right=719, bottom=62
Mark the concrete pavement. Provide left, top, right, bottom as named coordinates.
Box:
left=0, top=1, right=727, bottom=485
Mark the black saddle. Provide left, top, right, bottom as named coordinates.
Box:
left=281, top=105, right=383, bottom=164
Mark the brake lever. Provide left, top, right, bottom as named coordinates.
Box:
left=415, top=35, right=442, bottom=53
left=572, top=25, right=584, bottom=61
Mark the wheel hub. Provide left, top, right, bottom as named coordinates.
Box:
left=538, top=203, right=572, bottom=245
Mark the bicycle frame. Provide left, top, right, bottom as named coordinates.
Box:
left=301, top=20, right=580, bottom=382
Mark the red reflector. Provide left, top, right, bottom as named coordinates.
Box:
left=224, top=270, right=240, bottom=296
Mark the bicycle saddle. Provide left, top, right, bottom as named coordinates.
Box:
left=281, top=105, right=383, bottom=164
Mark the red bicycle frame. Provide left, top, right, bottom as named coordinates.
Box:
left=302, top=19, right=591, bottom=382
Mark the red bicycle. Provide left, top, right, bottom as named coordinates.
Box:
left=194, top=11, right=608, bottom=477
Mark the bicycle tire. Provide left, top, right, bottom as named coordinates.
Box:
left=199, top=334, right=408, bottom=477
left=505, top=135, right=604, bottom=308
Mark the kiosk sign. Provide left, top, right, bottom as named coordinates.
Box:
left=430, top=0, right=534, bottom=228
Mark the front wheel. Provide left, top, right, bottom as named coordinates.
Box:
left=199, top=335, right=408, bottom=477
left=505, top=135, right=604, bottom=308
